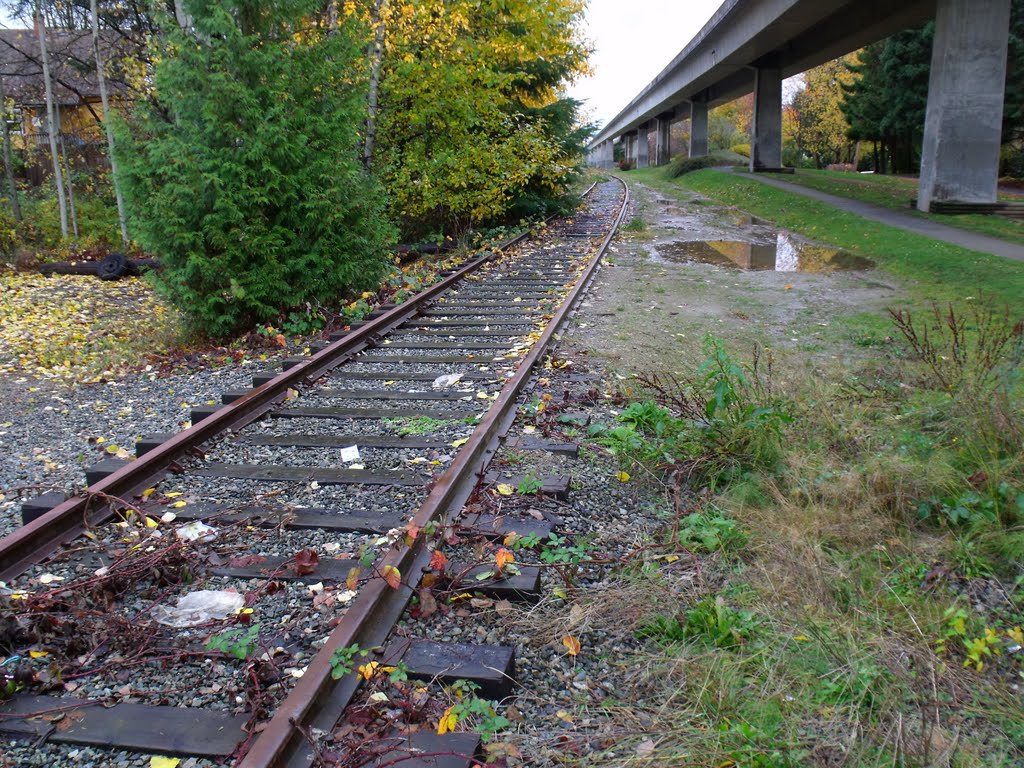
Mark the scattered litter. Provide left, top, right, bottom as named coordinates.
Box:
left=340, top=445, right=361, bottom=463
left=432, top=373, right=464, bottom=388
left=152, top=590, right=244, bottom=627
left=175, top=521, right=217, bottom=543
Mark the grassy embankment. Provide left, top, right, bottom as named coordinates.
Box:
left=750, top=167, right=1024, bottom=247
left=578, top=167, right=1024, bottom=766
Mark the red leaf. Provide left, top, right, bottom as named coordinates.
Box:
left=294, top=549, right=319, bottom=576
left=429, top=550, right=448, bottom=572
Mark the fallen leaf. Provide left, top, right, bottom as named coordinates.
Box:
left=450, top=437, right=469, bottom=448
left=149, top=758, right=181, bottom=768
left=616, top=471, right=631, bottom=483
left=171, top=500, right=187, bottom=508
left=495, top=483, right=514, bottom=496
left=437, top=705, right=458, bottom=735
left=494, top=599, right=514, bottom=616
left=636, top=739, right=656, bottom=757
left=28, top=650, right=48, bottom=658
left=416, top=587, right=438, bottom=618
left=294, top=549, right=319, bottom=576
left=562, top=635, right=581, bottom=656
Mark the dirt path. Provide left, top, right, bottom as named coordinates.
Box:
left=568, top=179, right=903, bottom=374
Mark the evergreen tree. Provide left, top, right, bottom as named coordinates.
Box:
left=116, top=0, right=393, bottom=338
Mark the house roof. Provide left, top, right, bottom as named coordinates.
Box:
left=0, top=27, right=129, bottom=106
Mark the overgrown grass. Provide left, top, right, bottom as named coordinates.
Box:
left=572, top=170, right=1024, bottom=766
left=753, top=167, right=1024, bottom=247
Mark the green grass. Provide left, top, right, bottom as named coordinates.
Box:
left=629, top=166, right=1024, bottom=311
left=572, top=166, right=1024, bottom=767
left=759, top=167, right=1024, bottom=247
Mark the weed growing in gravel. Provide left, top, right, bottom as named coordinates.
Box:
left=205, top=624, right=261, bottom=660
left=383, top=416, right=463, bottom=435
left=589, top=334, right=790, bottom=486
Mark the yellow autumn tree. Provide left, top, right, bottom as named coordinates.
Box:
left=361, top=0, right=591, bottom=237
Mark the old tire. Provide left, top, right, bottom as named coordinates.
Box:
left=97, top=253, right=128, bottom=281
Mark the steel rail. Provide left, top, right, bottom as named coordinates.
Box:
left=0, top=209, right=575, bottom=580
left=239, top=177, right=629, bottom=768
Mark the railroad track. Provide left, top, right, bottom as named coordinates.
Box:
left=0, top=178, right=627, bottom=767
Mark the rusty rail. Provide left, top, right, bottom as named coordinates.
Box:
left=239, top=177, right=628, bottom=767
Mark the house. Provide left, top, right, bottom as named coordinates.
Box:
left=0, top=26, right=130, bottom=182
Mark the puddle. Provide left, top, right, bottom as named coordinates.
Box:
left=650, top=233, right=873, bottom=272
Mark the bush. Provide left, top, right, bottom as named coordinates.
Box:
left=729, top=143, right=750, bottom=158
left=826, top=163, right=856, bottom=172
left=117, top=0, right=394, bottom=338
left=666, top=151, right=746, bottom=178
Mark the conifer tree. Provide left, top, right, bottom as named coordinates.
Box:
left=116, top=0, right=393, bottom=338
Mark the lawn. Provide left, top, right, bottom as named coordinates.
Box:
left=762, top=167, right=1024, bottom=247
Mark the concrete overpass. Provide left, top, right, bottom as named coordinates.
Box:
left=587, top=0, right=1012, bottom=212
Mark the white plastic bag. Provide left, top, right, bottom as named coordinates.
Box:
left=152, top=590, right=244, bottom=627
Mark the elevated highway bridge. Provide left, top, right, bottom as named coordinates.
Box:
left=587, top=0, right=1012, bottom=213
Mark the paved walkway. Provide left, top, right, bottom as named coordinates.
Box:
left=739, top=172, right=1024, bottom=262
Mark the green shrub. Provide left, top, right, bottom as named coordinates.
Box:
left=729, top=143, right=750, bottom=158
left=666, top=151, right=746, bottom=178
left=117, top=0, right=394, bottom=338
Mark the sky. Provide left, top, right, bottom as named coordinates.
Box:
left=565, top=0, right=724, bottom=130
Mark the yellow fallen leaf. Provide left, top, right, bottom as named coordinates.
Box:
left=495, top=483, right=514, bottom=496
left=145, top=517, right=159, bottom=528
left=437, top=704, right=458, bottom=735
left=562, top=635, right=581, bottom=656
left=450, top=438, right=469, bottom=448
left=142, top=488, right=156, bottom=498
left=165, top=492, right=182, bottom=498
left=29, top=650, right=48, bottom=658
left=171, top=501, right=187, bottom=508
left=150, top=758, right=181, bottom=768
left=616, top=471, right=631, bottom=482
left=383, top=380, right=396, bottom=385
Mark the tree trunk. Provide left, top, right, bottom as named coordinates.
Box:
left=0, top=76, right=22, bottom=222
left=363, top=0, right=388, bottom=169
left=174, top=0, right=192, bottom=29
left=35, top=5, right=68, bottom=237
left=92, top=0, right=128, bottom=244
left=56, top=105, right=78, bottom=238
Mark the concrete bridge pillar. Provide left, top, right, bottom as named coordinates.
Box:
left=654, top=113, right=673, bottom=165
left=751, top=66, right=783, bottom=171
left=637, top=123, right=650, bottom=168
left=624, top=133, right=636, bottom=166
left=603, top=140, right=615, bottom=169
left=689, top=101, right=708, bottom=158
left=917, top=0, right=1011, bottom=211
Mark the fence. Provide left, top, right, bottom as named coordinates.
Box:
left=13, top=131, right=110, bottom=187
